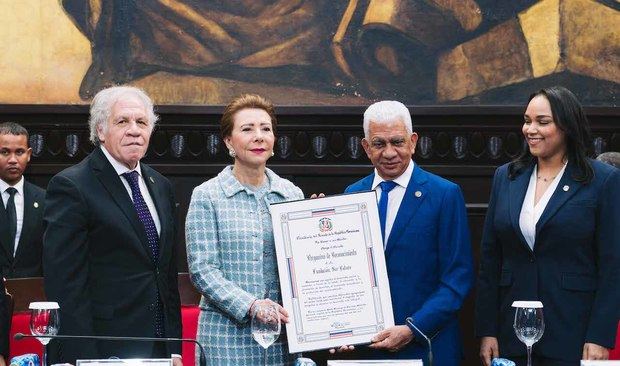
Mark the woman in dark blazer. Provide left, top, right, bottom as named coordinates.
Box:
left=475, top=86, right=620, bottom=366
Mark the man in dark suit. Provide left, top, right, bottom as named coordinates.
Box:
left=0, top=122, right=45, bottom=279
left=43, top=86, right=182, bottom=365
left=344, top=101, right=473, bottom=366
left=1, top=269, right=9, bottom=366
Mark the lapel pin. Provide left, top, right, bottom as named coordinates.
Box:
left=149, top=176, right=155, bottom=184
left=415, top=191, right=422, bottom=198
left=563, top=185, right=569, bottom=192
left=34, top=202, right=39, bottom=208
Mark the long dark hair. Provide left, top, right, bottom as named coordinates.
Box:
left=508, top=86, right=594, bottom=183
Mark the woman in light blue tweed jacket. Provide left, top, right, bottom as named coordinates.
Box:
left=186, top=94, right=304, bottom=365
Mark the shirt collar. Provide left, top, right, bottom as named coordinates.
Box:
left=371, top=160, right=414, bottom=190
left=100, top=145, right=143, bottom=177
left=0, top=176, right=25, bottom=196
left=219, top=165, right=290, bottom=198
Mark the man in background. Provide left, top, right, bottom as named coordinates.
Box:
left=344, top=101, right=473, bottom=366
left=44, top=86, right=182, bottom=365
left=0, top=122, right=45, bottom=278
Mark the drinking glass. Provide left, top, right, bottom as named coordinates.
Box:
left=251, top=303, right=281, bottom=365
left=513, top=301, right=544, bottom=366
left=29, top=302, right=60, bottom=366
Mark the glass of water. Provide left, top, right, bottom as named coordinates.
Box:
left=251, top=303, right=281, bottom=365
left=513, top=301, right=544, bottom=366
left=29, top=302, right=60, bottom=366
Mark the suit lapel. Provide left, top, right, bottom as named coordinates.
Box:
left=14, top=183, right=38, bottom=262
left=142, top=165, right=167, bottom=262
left=536, top=162, right=581, bottom=234
left=0, top=199, right=13, bottom=260
left=509, top=164, right=533, bottom=252
left=90, top=148, right=153, bottom=261
left=384, top=166, right=428, bottom=257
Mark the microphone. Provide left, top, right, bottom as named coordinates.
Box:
left=406, top=317, right=433, bottom=366
left=14, top=333, right=206, bottom=366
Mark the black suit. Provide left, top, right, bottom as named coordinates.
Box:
left=1, top=269, right=9, bottom=360
left=43, top=147, right=182, bottom=364
left=0, top=181, right=45, bottom=278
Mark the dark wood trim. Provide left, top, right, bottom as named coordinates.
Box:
left=2, top=104, right=618, bottom=116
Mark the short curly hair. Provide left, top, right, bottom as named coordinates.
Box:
left=220, top=94, right=277, bottom=138
left=88, top=86, right=158, bottom=145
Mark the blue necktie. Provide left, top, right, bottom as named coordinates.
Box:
left=122, top=171, right=164, bottom=337
left=378, top=181, right=397, bottom=245
left=122, top=171, right=159, bottom=260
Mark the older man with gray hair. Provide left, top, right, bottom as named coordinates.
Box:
left=44, top=86, right=182, bottom=365
left=343, top=101, right=473, bottom=366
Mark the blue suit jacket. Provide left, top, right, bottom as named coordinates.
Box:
left=346, top=165, right=474, bottom=366
left=475, top=160, right=620, bottom=362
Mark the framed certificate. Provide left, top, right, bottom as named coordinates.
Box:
left=270, top=191, right=394, bottom=353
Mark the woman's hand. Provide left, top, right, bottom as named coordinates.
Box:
left=250, top=298, right=289, bottom=324
left=480, top=336, right=499, bottom=366
left=582, top=343, right=609, bottom=360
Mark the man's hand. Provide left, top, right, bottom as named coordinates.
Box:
left=328, top=345, right=355, bottom=354
left=480, top=336, right=499, bottom=366
left=368, top=325, right=413, bottom=352
left=582, top=343, right=609, bottom=360
left=0, top=355, right=6, bottom=366
left=172, top=357, right=183, bottom=366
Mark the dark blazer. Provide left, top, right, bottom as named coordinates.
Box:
left=0, top=181, right=45, bottom=278
left=346, top=165, right=474, bottom=366
left=43, top=147, right=182, bottom=364
left=475, top=160, right=620, bottom=362
left=1, top=268, right=8, bottom=360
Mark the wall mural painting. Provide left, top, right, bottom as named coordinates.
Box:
left=1, top=0, right=618, bottom=105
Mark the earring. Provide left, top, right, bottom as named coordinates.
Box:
left=271, top=151, right=275, bottom=157
left=228, top=149, right=236, bottom=158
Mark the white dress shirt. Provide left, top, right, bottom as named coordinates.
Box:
left=519, top=163, right=567, bottom=250
left=100, top=146, right=161, bottom=235
left=371, top=160, right=414, bottom=247
left=1, top=176, right=25, bottom=255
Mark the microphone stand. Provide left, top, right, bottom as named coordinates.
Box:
left=406, top=317, right=433, bottom=366
left=14, top=333, right=206, bottom=366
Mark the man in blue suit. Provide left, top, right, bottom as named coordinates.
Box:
left=345, top=101, right=473, bottom=365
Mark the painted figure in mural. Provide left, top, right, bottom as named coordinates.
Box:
left=343, top=101, right=474, bottom=366
left=185, top=94, right=304, bottom=365
left=61, top=0, right=619, bottom=104
left=476, top=86, right=620, bottom=365
left=61, top=0, right=346, bottom=99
